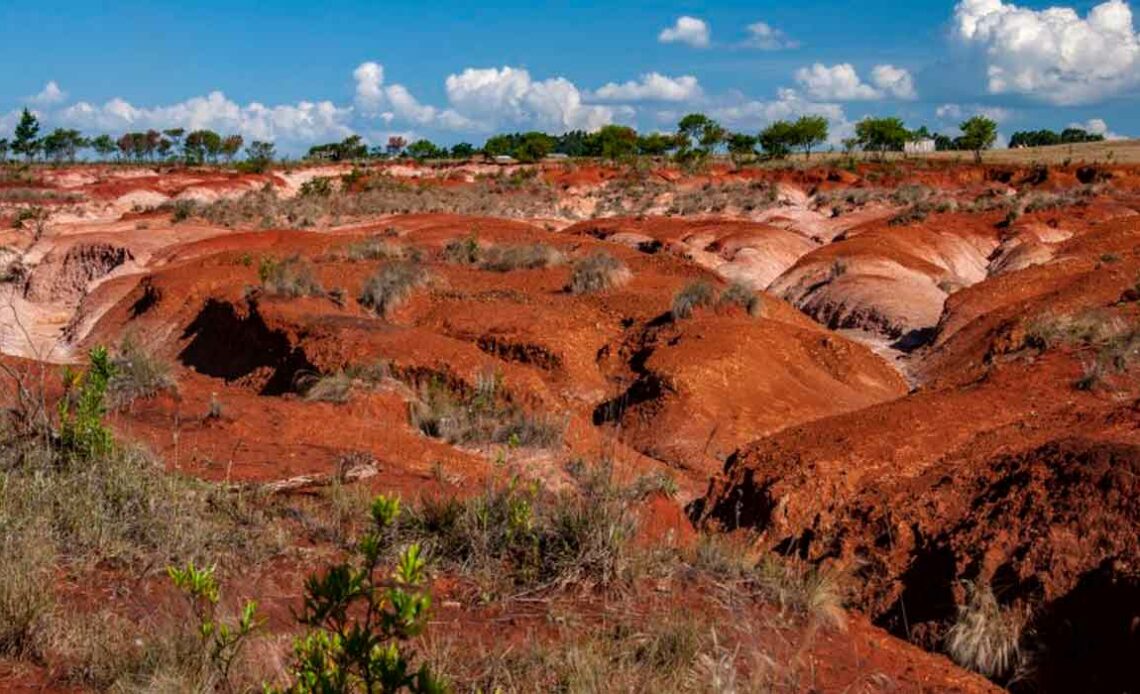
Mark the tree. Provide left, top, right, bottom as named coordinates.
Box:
left=163, top=129, right=185, bottom=162
left=636, top=132, right=675, bottom=157
left=791, top=115, right=829, bottom=158
left=675, top=113, right=725, bottom=161
left=593, top=124, right=638, bottom=162
left=450, top=142, right=476, bottom=159
left=41, top=128, right=86, bottom=164
left=1060, top=127, right=1104, bottom=144
left=758, top=120, right=797, bottom=158
left=185, top=130, right=222, bottom=164
left=726, top=133, right=758, bottom=164
left=855, top=117, right=909, bottom=159
left=386, top=136, right=407, bottom=157
left=338, top=135, right=368, bottom=160
left=482, top=134, right=514, bottom=158
left=513, top=131, right=556, bottom=163
left=13, top=108, right=41, bottom=162
left=245, top=140, right=275, bottom=172
left=90, top=134, right=117, bottom=161
left=958, top=116, right=998, bottom=163
left=555, top=130, right=599, bottom=157
left=1010, top=129, right=1061, bottom=148
left=0, top=138, right=8, bottom=163
left=220, top=135, right=244, bottom=163
left=406, top=139, right=443, bottom=160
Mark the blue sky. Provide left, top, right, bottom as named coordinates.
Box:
left=1, top=1, right=1136, bottom=151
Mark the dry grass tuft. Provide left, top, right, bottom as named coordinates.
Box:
left=358, top=262, right=430, bottom=317
left=568, top=251, right=630, bottom=294
left=945, top=581, right=1024, bottom=678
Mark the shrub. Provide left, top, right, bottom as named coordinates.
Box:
left=358, top=262, right=429, bottom=317
left=258, top=255, right=323, bottom=298
left=57, top=347, right=115, bottom=460
left=753, top=557, right=846, bottom=631
left=168, top=562, right=261, bottom=691
left=1024, top=310, right=1140, bottom=389
left=107, top=336, right=176, bottom=408
left=408, top=375, right=564, bottom=448
left=0, top=522, right=53, bottom=658
left=295, top=371, right=354, bottom=403
left=294, top=362, right=390, bottom=403
left=441, top=234, right=481, bottom=265
left=171, top=199, right=197, bottom=223
left=720, top=282, right=762, bottom=317
left=479, top=243, right=564, bottom=272
left=945, top=581, right=1024, bottom=678
left=268, top=497, right=442, bottom=693
left=672, top=280, right=716, bottom=319
left=888, top=202, right=932, bottom=226
left=399, top=466, right=636, bottom=592
left=298, top=176, right=333, bottom=198
left=568, top=252, right=629, bottom=294
left=340, top=237, right=408, bottom=262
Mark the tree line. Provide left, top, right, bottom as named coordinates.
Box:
left=0, top=108, right=276, bottom=171
left=1, top=104, right=1113, bottom=170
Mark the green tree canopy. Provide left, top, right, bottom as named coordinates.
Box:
left=593, top=124, right=638, bottom=161
left=958, top=116, right=998, bottom=162
left=758, top=120, right=797, bottom=158
left=855, top=117, right=909, bottom=157
left=791, top=115, right=829, bottom=158
left=449, top=142, right=476, bottom=159
left=406, top=139, right=444, bottom=160
left=13, top=108, right=41, bottom=161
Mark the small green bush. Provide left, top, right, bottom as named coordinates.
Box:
left=298, top=176, right=333, bottom=198
left=268, top=497, right=443, bottom=693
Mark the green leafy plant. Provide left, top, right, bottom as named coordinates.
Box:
left=272, top=496, right=444, bottom=693
left=168, top=562, right=262, bottom=691
left=57, top=347, right=115, bottom=459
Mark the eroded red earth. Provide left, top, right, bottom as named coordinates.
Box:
left=3, top=158, right=1139, bottom=691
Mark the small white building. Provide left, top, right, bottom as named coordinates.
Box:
left=905, top=138, right=936, bottom=155
left=491, top=155, right=517, bottom=165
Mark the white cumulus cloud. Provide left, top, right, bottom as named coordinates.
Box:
left=795, top=63, right=916, bottom=101
left=795, top=63, right=881, bottom=100
left=936, top=103, right=1013, bottom=122
left=743, top=22, right=799, bottom=50
left=658, top=16, right=711, bottom=48
left=27, top=81, right=67, bottom=106
left=592, top=73, right=702, bottom=102
left=871, top=65, right=917, bottom=100
left=445, top=66, right=618, bottom=132
left=953, top=0, right=1140, bottom=105
left=56, top=92, right=355, bottom=145
left=1069, top=117, right=1125, bottom=139
left=353, top=62, right=385, bottom=113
